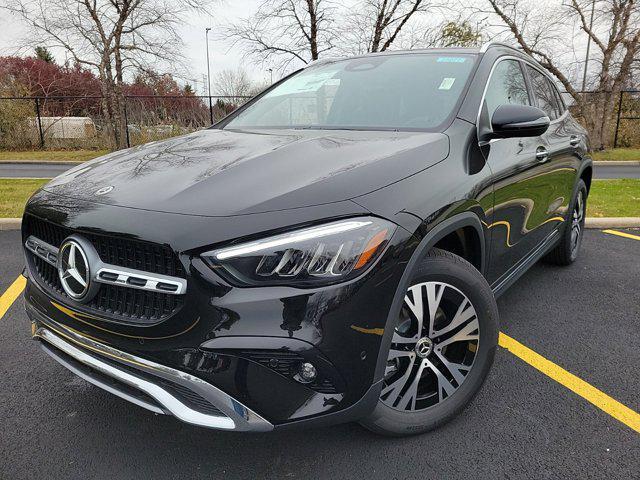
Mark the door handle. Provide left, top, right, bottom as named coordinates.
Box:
left=569, top=136, right=580, bottom=147
left=536, top=147, right=549, bottom=163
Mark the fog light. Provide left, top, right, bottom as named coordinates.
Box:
left=297, top=362, right=317, bottom=383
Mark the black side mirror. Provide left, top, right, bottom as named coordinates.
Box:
left=489, top=104, right=550, bottom=139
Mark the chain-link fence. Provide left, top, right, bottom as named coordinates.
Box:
left=613, top=90, right=640, bottom=148
left=0, top=95, right=250, bottom=150
left=1, top=91, right=639, bottom=150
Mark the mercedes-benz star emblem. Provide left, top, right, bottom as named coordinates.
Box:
left=58, top=239, right=91, bottom=300
left=415, top=337, right=433, bottom=359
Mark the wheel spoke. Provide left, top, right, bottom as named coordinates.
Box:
left=434, top=350, right=471, bottom=385
left=381, top=354, right=416, bottom=406
left=424, top=358, right=456, bottom=402
left=436, top=318, right=479, bottom=349
left=575, top=192, right=584, bottom=223
left=391, top=331, right=418, bottom=344
left=387, top=347, right=415, bottom=360
left=433, top=297, right=476, bottom=337
left=404, top=284, right=424, bottom=339
left=426, top=282, right=445, bottom=337
left=396, top=360, right=428, bottom=411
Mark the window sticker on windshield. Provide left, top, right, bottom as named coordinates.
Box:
left=437, top=57, right=467, bottom=63
left=270, top=69, right=340, bottom=97
left=439, top=78, right=456, bottom=90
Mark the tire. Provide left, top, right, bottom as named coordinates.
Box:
left=360, top=248, right=498, bottom=437
left=545, top=179, right=587, bottom=266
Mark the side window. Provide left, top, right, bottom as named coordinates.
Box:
left=551, top=83, right=566, bottom=115
left=526, top=66, right=559, bottom=120
left=484, top=59, right=530, bottom=119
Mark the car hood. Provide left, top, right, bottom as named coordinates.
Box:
left=43, top=128, right=449, bottom=217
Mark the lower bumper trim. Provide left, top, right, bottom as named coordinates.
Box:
left=32, top=321, right=273, bottom=432
left=41, top=340, right=166, bottom=415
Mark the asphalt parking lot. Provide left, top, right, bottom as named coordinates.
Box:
left=0, top=228, right=638, bottom=479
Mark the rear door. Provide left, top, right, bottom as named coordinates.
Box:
left=481, top=58, right=557, bottom=284
left=524, top=65, right=578, bottom=240
left=527, top=65, right=582, bottom=233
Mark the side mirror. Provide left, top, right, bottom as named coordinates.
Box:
left=489, top=104, right=550, bottom=139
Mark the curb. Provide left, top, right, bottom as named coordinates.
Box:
left=585, top=217, right=640, bottom=228
left=593, top=161, right=640, bottom=166
left=1, top=217, right=638, bottom=232
left=0, top=218, right=22, bottom=231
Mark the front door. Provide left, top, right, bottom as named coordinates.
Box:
left=480, top=58, right=558, bottom=284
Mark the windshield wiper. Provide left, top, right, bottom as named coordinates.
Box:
left=293, top=125, right=400, bottom=132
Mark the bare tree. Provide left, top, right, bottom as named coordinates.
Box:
left=366, top=0, right=430, bottom=52
left=226, top=0, right=336, bottom=70
left=3, top=0, right=212, bottom=149
left=214, top=68, right=257, bottom=104
left=485, top=0, right=640, bottom=149
left=338, top=0, right=435, bottom=55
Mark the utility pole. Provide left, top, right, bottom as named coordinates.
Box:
left=205, top=27, right=213, bottom=124
left=201, top=74, right=208, bottom=95
left=581, top=0, right=596, bottom=93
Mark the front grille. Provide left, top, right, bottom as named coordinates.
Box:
left=24, top=215, right=185, bottom=324
left=25, top=216, right=184, bottom=277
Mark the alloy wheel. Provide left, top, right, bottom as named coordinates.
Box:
left=570, top=190, right=585, bottom=259
left=381, top=281, right=480, bottom=411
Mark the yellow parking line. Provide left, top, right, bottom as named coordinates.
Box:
left=0, top=276, right=26, bottom=320
left=499, top=332, right=640, bottom=434
left=2, top=271, right=638, bottom=433
left=603, top=229, right=640, bottom=241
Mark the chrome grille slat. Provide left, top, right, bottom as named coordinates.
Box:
left=25, top=236, right=58, bottom=267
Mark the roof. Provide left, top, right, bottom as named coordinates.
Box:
left=308, top=42, right=523, bottom=67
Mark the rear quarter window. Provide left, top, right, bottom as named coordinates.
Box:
left=526, top=65, right=560, bottom=120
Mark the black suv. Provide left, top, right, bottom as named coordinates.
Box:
left=22, top=43, right=591, bottom=436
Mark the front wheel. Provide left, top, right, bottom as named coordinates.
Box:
left=360, top=248, right=498, bottom=436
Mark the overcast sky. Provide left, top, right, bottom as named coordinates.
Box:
left=0, top=0, right=271, bottom=94
left=0, top=0, right=595, bottom=93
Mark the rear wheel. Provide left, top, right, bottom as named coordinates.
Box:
left=360, top=248, right=498, bottom=436
left=546, top=179, right=587, bottom=266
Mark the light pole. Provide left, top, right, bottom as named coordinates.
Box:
left=581, top=0, right=596, bottom=94
left=268, top=68, right=273, bottom=84
left=205, top=27, right=213, bottom=124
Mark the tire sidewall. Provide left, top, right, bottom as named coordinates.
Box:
left=362, top=251, right=498, bottom=436
left=567, top=179, right=588, bottom=262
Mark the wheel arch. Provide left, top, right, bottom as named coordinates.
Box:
left=579, top=164, right=593, bottom=195
left=372, top=212, right=487, bottom=384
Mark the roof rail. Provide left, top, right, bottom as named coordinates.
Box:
left=479, top=41, right=522, bottom=54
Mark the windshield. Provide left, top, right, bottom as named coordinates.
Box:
left=224, top=53, right=477, bottom=131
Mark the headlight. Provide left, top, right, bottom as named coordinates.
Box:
left=202, top=217, right=396, bottom=287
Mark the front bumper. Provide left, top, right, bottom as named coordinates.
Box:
left=22, top=193, right=417, bottom=429
left=30, top=308, right=273, bottom=432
